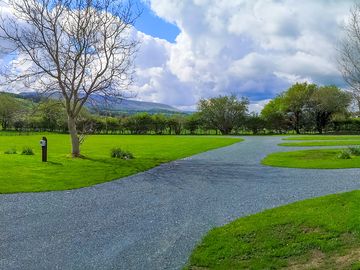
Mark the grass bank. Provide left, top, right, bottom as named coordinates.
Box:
left=283, top=135, right=360, bottom=141
left=261, top=148, right=360, bottom=169
left=0, top=134, right=242, bottom=193
left=279, top=140, right=360, bottom=147
left=186, top=191, right=360, bottom=270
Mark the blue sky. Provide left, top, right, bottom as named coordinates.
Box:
left=134, top=1, right=180, bottom=43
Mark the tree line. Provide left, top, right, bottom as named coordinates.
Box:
left=0, top=82, right=357, bottom=135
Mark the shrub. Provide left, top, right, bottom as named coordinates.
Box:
left=4, top=148, right=17, bottom=154
left=21, top=147, right=34, bottom=155
left=110, top=148, right=134, bottom=160
left=337, top=150, right=351, bottom=160
left=348, top=146, right=360, bottom=156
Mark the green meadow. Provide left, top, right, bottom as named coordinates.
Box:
left=0, top=134, right=241, bottom=193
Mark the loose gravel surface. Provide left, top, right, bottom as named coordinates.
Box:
left=1, top=136, right=360, bottom=270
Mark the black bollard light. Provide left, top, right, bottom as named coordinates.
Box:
left=40, top=137, right=48, bottom=162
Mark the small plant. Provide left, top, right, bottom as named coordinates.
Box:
left=21, top=147, right=34, bottom=156
left=337, top=150, right=351, bottom=160
left=4, top=148, right=17, bottom=154
left=111, top=148, right=134, bottom=160
left=348, top=146, right=360, bottom=156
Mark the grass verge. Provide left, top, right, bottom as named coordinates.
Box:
left=186, top=191, right=360, bottom=270
left=0, top=134, right=242, bottom=193
left=279, top=140, right=360, bottom=147
left=283, top=135, right=360, bottom=141
left=262, top=148, right=360, bottom=169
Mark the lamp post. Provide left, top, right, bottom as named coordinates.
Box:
left=40, top=137, right=48, bottom=162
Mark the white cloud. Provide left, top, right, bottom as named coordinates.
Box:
left=249, top=99, right=271, bottom=114
left=131, top=0, right=354, bottom=110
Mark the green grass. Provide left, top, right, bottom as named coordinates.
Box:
left=283, top=135, right=360, bottom=141
left=279, top=140, right=360, bottom=147
left=186, top=191, right=360, bottom=270
left=262, top=149, right=360, bottom=169
left=0, top=134, right=242, bottom=193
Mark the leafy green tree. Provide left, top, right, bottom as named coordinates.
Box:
left=309, top=86, right=351, bottom=134
left=184, top=113, right=201, bottom=134
left=27, top=116, right=42, bottom=131
left=151, top=114, right=168, bottom=135
left=198, top=95, right=249, bottom=135
left=123, top=113, right=153, bottom=134
left=167, top=115, right=185, bottom=135
left=38, top=100, right=65, bottom=131
left=261, top=96, right=289, bottom=133
left=0, top=94, right=22, bottom=130
left=283, top=82, right=317, bottom=134
left=246, top=114, right=266, bottom=135
left=106, top=117, right=121, bottom=134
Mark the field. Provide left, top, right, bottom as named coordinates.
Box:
left=0, top=134, right=241, bottom=193
left=186, top=191, right=360, bottom=270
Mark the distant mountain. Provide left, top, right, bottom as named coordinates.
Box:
left=18, top=92, right=182, bottom=114
left=95, top=99, right=181, bottom=114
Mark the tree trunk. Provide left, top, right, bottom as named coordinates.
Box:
left=220, top=128, right=231, bottom=135
left=68, top=116, right=80, bottom=157
left=295, top=112, right=300, bottom=134
left=317, top=125, right=323, bottom=134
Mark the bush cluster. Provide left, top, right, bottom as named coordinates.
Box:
left=110, top=148, right=134, bottom=160
left=21, top=147, right=34, bottom=155
left=338, top=150, right=352, bottom=160
left=348, top=146, right=360, bottom=156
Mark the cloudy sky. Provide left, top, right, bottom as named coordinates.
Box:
left=130, top=0, right=354, bottom=111
left=0, top=0, right=356, bottom=112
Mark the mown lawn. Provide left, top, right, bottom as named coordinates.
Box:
left=186, top=191, right=360, bottom=270
left=0, top=134, right=241, bottom=193
left=283, top=135, right=360, bottom=141
left=262, top=149, right=360, bottom=169
left=279, top=140, right=360, bottom=147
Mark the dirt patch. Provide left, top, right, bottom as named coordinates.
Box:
left=286, top=247, right=360, bottom=270
left=334, top=248, right=360, bottom=267
left=287, top=250, right=326, bottom=270
left=300, top=226, right=323, bottom=234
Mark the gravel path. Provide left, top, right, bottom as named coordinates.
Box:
left=1, top=136, right=360, bottom=270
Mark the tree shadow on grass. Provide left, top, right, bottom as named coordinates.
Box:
left=47, top=161, right=63, bottom=166
left=81, top=156, right=130, bottom=165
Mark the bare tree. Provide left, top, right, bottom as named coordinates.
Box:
left=0, top=0, right=139, bottom=157
left=339, top=3, right=360, bottom=111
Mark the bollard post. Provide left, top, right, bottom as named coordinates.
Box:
left=40, top=137, right=48, bottom=162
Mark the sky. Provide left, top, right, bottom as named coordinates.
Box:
left=0, top=0, right=356, bottom=112
left=127, top=0, right=354, bottom=112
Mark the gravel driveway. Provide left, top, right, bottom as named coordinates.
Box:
left=1, top=136, right=360, bottom=270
